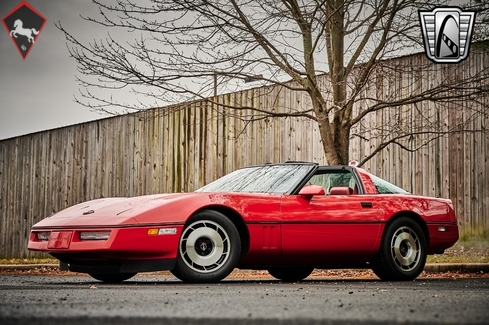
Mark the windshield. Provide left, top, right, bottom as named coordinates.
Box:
left=369, top=174, right=410, bottom=194
left=196, top=164, right=315, bottom=194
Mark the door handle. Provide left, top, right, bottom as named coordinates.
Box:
left=361, top=202, right=373, bottom=208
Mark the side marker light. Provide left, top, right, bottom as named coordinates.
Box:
left=147, top=228, right=177, bottom=235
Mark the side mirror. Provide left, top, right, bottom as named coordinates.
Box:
left=299, top=185, right=325, bottom=199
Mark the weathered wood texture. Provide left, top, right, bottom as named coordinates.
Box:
left=0, top=50, right=487, bottom=258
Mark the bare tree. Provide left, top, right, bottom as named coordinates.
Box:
left=58, top=0, right=489, bottom=165
left=464, top=0, right=489, bottom=41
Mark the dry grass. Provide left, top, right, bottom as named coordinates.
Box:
left=426, top=238, right=489, bottom=264
left=0, top=257, right=58, bottom=265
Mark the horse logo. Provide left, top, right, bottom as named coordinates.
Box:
left=2, top=1, right=46, bottom=60
left=10, top=19, right=40, bottom=43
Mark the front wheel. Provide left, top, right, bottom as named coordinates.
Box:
left=89, top=273, right=137, bottom=283
left=267, top=267, right=314, bottom=282
left=371, top=217, right=427, bottom=281
left=172, top=210, right=241, bottom=283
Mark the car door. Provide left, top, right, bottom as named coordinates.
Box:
left=280, top=169, right=383, bottom=264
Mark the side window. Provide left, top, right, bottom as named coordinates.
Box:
left=307, top=171, right=357, bottom=195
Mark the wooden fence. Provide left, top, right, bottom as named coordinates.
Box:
left=0, top=49, right=488, bottom=258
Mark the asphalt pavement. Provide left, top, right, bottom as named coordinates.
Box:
left=1, top=274, right=488, bottom=325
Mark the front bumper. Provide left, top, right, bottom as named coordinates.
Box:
left=28, top=224, right=184, bottom=273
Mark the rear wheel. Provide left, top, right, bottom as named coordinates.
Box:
left=371, top=217, right=427, bottom=281
left=89, top=273, right=137, bottom=283
left=172, top=210, right=241, bottom=283
left=267, top=267, right=314, bottom=282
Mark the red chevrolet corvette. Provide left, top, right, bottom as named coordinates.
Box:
left=28, top=162, right=458, bottom=283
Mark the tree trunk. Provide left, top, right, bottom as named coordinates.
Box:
left=326, top=0, right=350, bottom=165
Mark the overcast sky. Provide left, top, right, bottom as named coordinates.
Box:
left=0, top=0, right=471, bottom=141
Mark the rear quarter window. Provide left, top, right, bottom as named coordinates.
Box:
left=369, top=174, right=410, bottom=194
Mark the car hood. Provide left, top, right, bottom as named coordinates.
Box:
left=31, top=193, right=199, bottom=228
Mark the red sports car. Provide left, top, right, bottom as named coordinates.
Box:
left=28, top=162, right=458, bottom=283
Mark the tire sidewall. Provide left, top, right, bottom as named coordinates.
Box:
left=174, top=210, right=241, bottom=283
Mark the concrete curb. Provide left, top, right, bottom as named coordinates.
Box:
left=423, top=263, right=489, bottom=273
left=0, top=263, right=488, bottom=273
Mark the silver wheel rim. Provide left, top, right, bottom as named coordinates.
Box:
left=180, top=220, right=230, bottom=273
left=390, top=226, right=421, bottom=272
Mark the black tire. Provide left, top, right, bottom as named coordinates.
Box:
left=89, top=273, right=137, bottom=283
left=172, top=210, right=241, bottom=283
left=267, top=267, right=314, bottom=282
left=371, top=217, right=427, bottom=281
left=169, top=266, right=186, bottom=281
